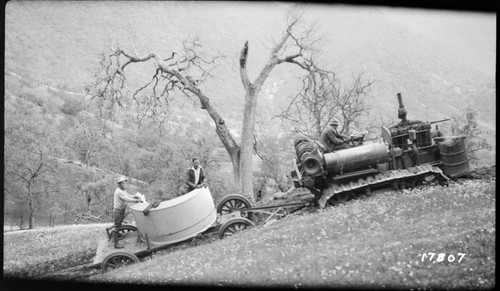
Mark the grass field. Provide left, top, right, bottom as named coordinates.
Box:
left=3, top=223, right=107, bottom=271
left=89, top=178, right=495, bottom=289
left=4, top=178, right=495, bottom=289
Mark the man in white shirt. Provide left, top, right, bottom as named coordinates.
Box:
left=178, top=157, right=207, bottom=195
left=112, top=176, right=142, bottom=248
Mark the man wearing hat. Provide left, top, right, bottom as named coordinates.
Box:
left=112, top=176, right=142, bottom=248
left=320, top=120, right=351, bottom=152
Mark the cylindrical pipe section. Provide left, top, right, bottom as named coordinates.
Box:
left=130, top=188, right=217, bottom=244
left=323, top=143, right=390, bottom=174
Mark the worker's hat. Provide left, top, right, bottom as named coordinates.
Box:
left=116, top=176, right=128, bottom=184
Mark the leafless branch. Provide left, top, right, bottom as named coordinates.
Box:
left=278, top=67, right=374, bottom=138
left=253, top=133, right=267, bottom=161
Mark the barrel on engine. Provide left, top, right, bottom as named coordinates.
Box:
left=323, top=143, right=390, bottom=175
left=437, top=136, right=470, bottom=178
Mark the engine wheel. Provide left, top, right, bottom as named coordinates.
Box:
left=216, top=194, right=252, bottom=219
left=219, top=217, right=254, bottom=239
left=411, top=173, right=445, bottom=189
left=115, top=225, right=137, bottom=240
left=107, top=225, right=138, bottom=240
left=101, top=252, right=139, bottom=273
left=328, top=192, right=351, bottom=206
left=118, top=225, right=137, bottom=234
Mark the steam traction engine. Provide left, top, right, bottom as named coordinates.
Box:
left=291, top=93, right=471, bottom=208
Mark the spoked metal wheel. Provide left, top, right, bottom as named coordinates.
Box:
left=219, top=217, right=254, bottom=239
left=216, top=194, right=252, bottom=219
left=101, top=252, right=140, bottom=273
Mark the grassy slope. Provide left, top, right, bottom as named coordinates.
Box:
left=3, top=224, right=107, bottom=271
left=81, top=179, right=495, bottom=289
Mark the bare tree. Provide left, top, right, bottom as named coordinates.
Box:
left=80, top=178, right=103, bottom=214
left=86, top=10, right=329, bottom=200
left=236, top=10, right=328, bottom=199
left=47, top=202, right=64, bottom=227
left=85, top=35, right=243, bottom=181
left=278, top=69, right=374, bottom=140
left=4, top=120, right=59, bottom=229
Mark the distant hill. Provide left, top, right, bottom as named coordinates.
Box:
left=4, top=2, right=495, bottom=143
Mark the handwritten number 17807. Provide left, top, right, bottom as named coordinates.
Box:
left=421, top=252, right=466, bottom=263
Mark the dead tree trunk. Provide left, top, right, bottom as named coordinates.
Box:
left=27, top=183, right=35, bottom=229
left=238, top=18, right=311, bottom=200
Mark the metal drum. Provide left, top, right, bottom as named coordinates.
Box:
left=438, top=136, right=470, bottom=178
left=130, top=187, right=217, bottom=245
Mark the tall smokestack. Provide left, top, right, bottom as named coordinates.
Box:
left=397, top=93, right=407, bottom=120
left=397, top=93, right=404, bottom=108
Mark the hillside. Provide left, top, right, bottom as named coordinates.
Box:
left=4, top=2, right=496, bottom=130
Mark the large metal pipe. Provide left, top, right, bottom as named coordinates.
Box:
left=323, top=143, right=390, bottom=175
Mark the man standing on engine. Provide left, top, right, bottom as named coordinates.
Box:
left=113, top=176, right=142, bottom=249
left=321, top=120, right=351, bottom=152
